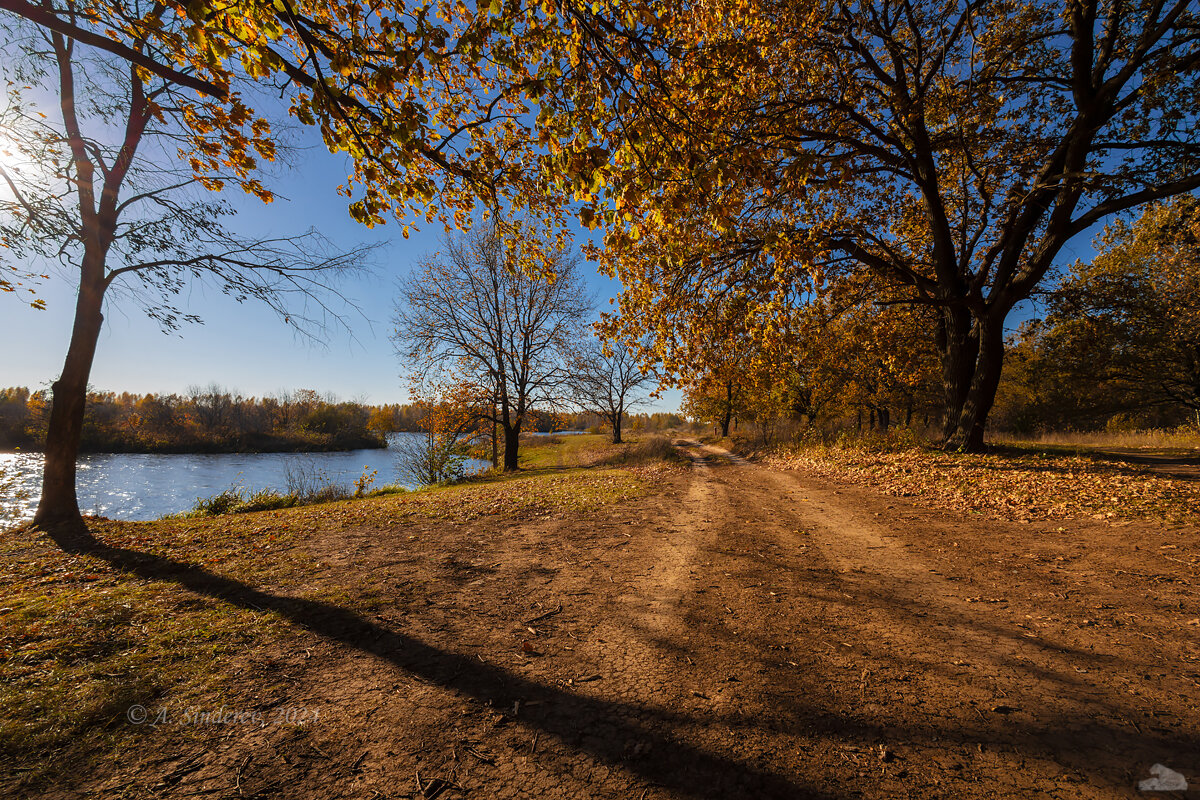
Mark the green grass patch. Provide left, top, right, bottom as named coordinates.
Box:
left=517, top=433, right=610, bottom=468
left=0, top=517, right=308, bottom=788
left=518, top=433, right=684, bottom=470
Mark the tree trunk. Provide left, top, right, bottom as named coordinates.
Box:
left=33, top=268, right=106, bottom=536
left=719, top=380, right=733, bottom=437
left=878, top=407, right=890, bottom=431
left=611, top=411, right=622, bottom=444
left=491, top=418, right=499, bottom=468
left=947, top=312, right=1007, bottom=452
left=502, top=423, right=520, bottom=471
left=936, top=306, right=979, bottom=441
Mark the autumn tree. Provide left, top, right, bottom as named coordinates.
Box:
left=997, top=198, right=1200, bottom=429
left=682, top=372, right=748, bottom=439
left=0, top=93, right=47, bottom=309
left=548, top=0, right=1200, bottom=451
left=1057, top=198, right=1200, bottom=420
left=0, top=19, right=370, bottom=534
left=393, top=387, right=486, bottom=486
left=0, top=0, right=549, bottom=226
left=568, top=335, right=655, bottom=444
left=672, top=309, right=769, bottom=438
left=16, top=0, right=1198, bottom=461
left=795, top=274, right=942, bottom=431
left=393, top=222, right=589, bottom=471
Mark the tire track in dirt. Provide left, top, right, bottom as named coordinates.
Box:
left=68, top=444, right=1200, bottom=800
left=691, top=442, right=1200, bottom=798
left=629, top=442, right=723, bottom=634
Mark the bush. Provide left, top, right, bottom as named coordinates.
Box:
left=237, top=489, right=298, bottom=513
left=191, top=489, right=245, bottom=516
left=601, top=435, right=684, bottom=465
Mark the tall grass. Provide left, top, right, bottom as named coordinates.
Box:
left=729, top=417, right=1200, bottom=454
left=187, top=460, right=355, bottom=517
left=1002, top=427, right=1200, bottom=450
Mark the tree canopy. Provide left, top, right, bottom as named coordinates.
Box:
left=995, top=197, right=1200, bottom=431
left=7, top=0, right=1200, bottom=481
left=555, top=0, right=1200, bottom=449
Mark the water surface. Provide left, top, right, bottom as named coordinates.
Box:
left=0, top=433, right=488, bottom=523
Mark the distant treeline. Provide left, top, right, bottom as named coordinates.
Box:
left=0, top=386, right=687, bottom=454
left=0, top=386, right=391, bottom=453
left=546, top=410, right=686, bottom=434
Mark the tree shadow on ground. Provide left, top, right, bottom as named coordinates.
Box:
left=46, top=525, right=831, bottom=800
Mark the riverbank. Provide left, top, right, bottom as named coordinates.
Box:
left=4, top=434, right=1197, bottom=799
left=0, top=440, right=427, bottom=524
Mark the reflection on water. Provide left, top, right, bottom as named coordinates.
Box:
left=0, top=434, right=489, bottom=524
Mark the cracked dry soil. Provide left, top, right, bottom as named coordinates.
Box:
left=70, top=441, right=1200, bottom=799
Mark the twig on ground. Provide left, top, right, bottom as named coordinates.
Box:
left=523, top=604, right=563, bottom=624
left=235, top=756, right=251, bottom=796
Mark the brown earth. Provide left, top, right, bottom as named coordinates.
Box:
left=52, top=441, right=1200, bottom=799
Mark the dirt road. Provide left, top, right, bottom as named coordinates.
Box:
left=74, top=441, right=1200, bottom=799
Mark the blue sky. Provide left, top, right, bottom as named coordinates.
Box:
left=0, top=127, right=684, bottom=411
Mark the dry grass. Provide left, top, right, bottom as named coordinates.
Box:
left=596, top=435, right=687, bottom=466
left=1001, top=427, right=1200, bottom=451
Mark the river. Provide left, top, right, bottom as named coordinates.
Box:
left=0, top=433, right=491, bottom=524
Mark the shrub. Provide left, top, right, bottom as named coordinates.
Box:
left=237, top=489, right=298, bottom=513
left=192, top=488, right=245, bottom=516
left=601, top=435, right=684, bottom=465
left=353, top=466, right=378, bottom=497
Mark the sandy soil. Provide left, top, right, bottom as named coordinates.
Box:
left=61, top=441, right=1200, bottom=799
